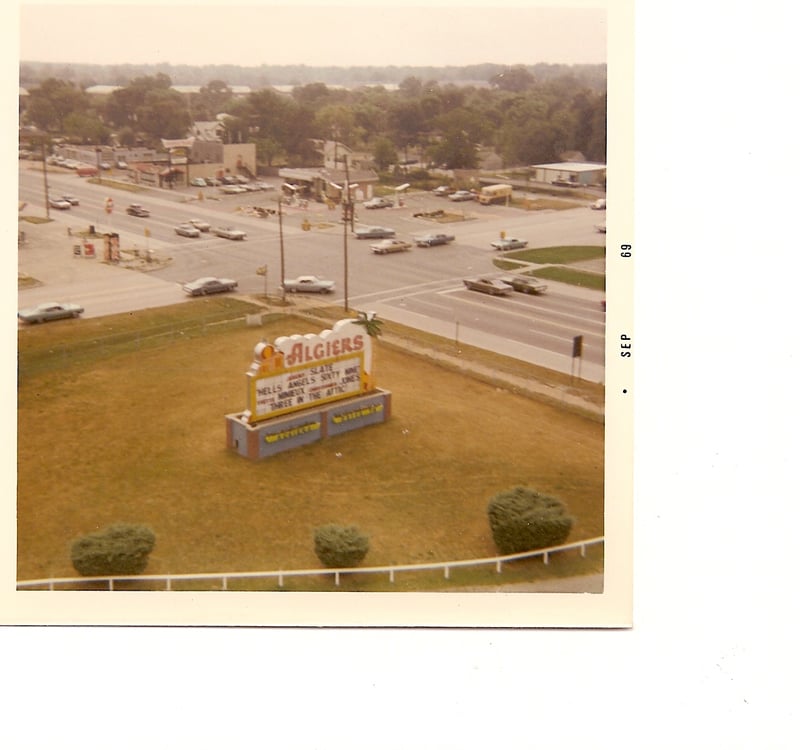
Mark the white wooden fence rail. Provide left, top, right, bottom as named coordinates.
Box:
left=16, top=537, right=604, bottom=591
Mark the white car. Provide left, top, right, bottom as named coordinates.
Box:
left=175, top=224, right=201, bottom=238
left=220, top=184, right=247, bottom=194
left=49, top=197, right=71, bottom=210
left=371, top=239, right=412, bottom=254
left=188, top=219, right=211, bottom=232
left=449, top=190, right=475, bottom=202
left=282, top=275, right=336, bottom=294
left=212, top=226, right=247, bottom=240
left=363, top=197, right=394, bottom=209
left=591, top=198, right=607, bottom=210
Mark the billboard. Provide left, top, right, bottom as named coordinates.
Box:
left=243, top=319, right=374, bottom=424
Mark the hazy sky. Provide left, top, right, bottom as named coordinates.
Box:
left=19, top=2, right=607, bottom=69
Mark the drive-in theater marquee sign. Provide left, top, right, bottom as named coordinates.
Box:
left=226, top=318, right=392, bottom=459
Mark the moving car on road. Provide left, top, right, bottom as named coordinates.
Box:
left=371, top=239, right=412, bottom=254
left=415, top=232, right=455, bottom=247
left=188, top=219, right=211, bottom=232
left=182, top=277, right=238, bottom=296
left=432, top=185, right=454, bottom=197
left=363, top=197, right=394, bottom=209
left=354, top=226, right=395, bottom=239
left=591, top=198, right=606, bottom=210
left=212, top=226, right=247, bottom=240
left=282, top=275, right=336, bottom=294
left=500, top=275, right=548, bottom=295
left=49, top=197, right=71, bottom=210
left=18, top=301, right=84, bottom=324
left=462, top=277, right=510, bottom=296
left=126, top=203, right=150, bottom=217
left=175, top=223, right=201, bottom=238
left=490, top=237, right=528, bottom=251
left=60, top=195, right=80, bottom=205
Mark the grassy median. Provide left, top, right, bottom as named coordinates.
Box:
left=17, top=297, right=604, bottom=589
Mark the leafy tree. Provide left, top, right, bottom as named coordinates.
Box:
left=313, top=524, right=370, bottom=568
left=353, top=311, right=383, bottom=387
left=63, top=112, right=110, bottom=145
left=26, top=78, right=89, bottom=132
left=489, top=65, right=536, bottom=92
left=371, top=136, right=397, bottom=171
left=487, top=487, right=574, bottom=555
left=70, top=523, right=156, bottom=577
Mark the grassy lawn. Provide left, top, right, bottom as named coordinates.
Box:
left=532, top=267, right=606, bottom=291
left=505, top=245, right=606, bottom=264
left=17, top=299, right=604, bottom=589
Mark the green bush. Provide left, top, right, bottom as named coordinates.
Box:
left=487, top=487, right=574, bottom=555
left=70, top=523, right=156, bottom=576
left=313, top=524, right=370, bottom=568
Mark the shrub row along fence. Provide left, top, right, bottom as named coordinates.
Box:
left=17, top=537, right=604, bottom=591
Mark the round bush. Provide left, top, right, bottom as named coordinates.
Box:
left=313, top=524, right=370, bottom=568
left=70, top=523, right=156, bottom=576
left=487, top=487, right=574, bottom=555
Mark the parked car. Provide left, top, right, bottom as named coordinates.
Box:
left=235, top=175, right=250, bottom=184
left=188, top=218, right=211, bottom=232
left=205, top=177, right=221, bottom=186
left=463, top=277, right=510, bottom=296
left=595, top=223, right=607, bottom=233
left=282, top=275, right=336, bottom=294
left=99, top=161, right=112, bottom=170
left=363, top=197, right=394, bottom=209
left=432, top=185, right=454, bottom=197
left=449, top=190, right=475, bottom=202
left=126, top=203, right=150, bottom=218
left=371, top=239, right=412, bottom=254
left=490, top=237, right=528, bottom=251
left=212, top=226, right=247, bottom=240
left=220, top=184, right=247, bottom=194
left=354, top=226, right=395, bottom=239
left=63, top=159, right=79, bottom=169
left=500, top=275, right=548, bottom=295
left=591, top=198, right=607, bottom=210
left=49, top=197, right=71, bottom=210
left=415, top=232, right=455, bottom=247
left=18, top=301, right=84, bottom=324
left=254, top=182, right=275, bottom=191
left=190, top=177, right=208, bottom=187
left=175, top=223, right=201, bottom=238
left=116, top=159, right=128, bottom=169
left=182, top=277, right=238, bottom=296
left=221, top=175, right=237, bottom=185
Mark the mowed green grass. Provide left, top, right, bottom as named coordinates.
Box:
left=17, top=299, right=604, bottom=586
left=506, top=245, right=606, bottom=264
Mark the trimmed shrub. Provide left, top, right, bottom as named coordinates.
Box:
left=70, top=523, right=156, bottom=577
left=313, top=524, right=370, bottom=568
left=487, top=487, right=574, bottom=555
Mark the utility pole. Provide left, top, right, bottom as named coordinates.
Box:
left=278, top=196, right=286, bottom=303
left=343, top=155, right=351, bottom=311
left=41, top=137, right=51, bottom=220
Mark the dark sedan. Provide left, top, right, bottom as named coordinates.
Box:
left=353, top=226, right=396, bottom=239
left=182, top=277, right=238, bottom=296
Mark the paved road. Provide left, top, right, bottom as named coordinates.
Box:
left=19, top=165, right=605, bottom=380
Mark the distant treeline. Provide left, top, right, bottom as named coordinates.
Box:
left=20, top=61, right=606, bottom=91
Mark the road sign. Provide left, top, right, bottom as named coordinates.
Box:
left=572, top=335, right=583, bottom=358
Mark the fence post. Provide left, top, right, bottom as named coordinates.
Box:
left=109, top=578, right=114, bottom=591
left=496, top=560, right=503, bottom=574
left=222, top=577, right=228, bottom=591
left=389, top=569, right=395, bottom=584
left=335, top=571, right=340, bottom=586
left=444, top=565, right=450, bottom=580
left=166, top=576, right=171, bottom=591
left=580, top=543, right=586, bottom=558
left=278, top=573, right=284, bottom=587
left=543, top=551, right=549, bottom=565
